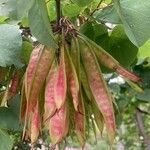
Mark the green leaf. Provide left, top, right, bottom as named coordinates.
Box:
left=47, top=0, right=56, bottom=21
left=28, top=0, right=58, bottom=48
left=0, top=95, right=21, bottom=131
left=0, top=24, right=23, bottom=67
left=113, top=0, right=150, bottom=47
left=80, top=22, right=95, bottom=40
left=108, top=25, right=138, bottom=67
left=62, top=4, right=82, bottom=18
left=0, top=16, right=8, bottom=23
left=93, top=5, right=121, bottom=24
left=94, top=0, right=150, bottom=47
left=0, top=0, right=16, bottom=16
left=0, top=107, right=19, bottom=130
left=17, top=0, right=34, bottom=19
left=134, top=65, right=150, bottom=89
left=80, top=22, right=109, bottom=48
left=20, top=41, right=32, bottom=64
left=8, top=94, right=21, bottom=117
left=0, top=129, right=13, bottom=150
left=72, top=0, right=93, bottom=7
left=21, top=17, right=29, bottom=27
left=138, top=39, right=150, bottom=59
left=93, top=23, right=109, bottom=50
left=136, top=89, right=150, bottom=102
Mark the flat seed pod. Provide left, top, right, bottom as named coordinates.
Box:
left=49, top=103, right=68, bottom=144
left=25, top=45, right=55, bottom=113
left=78, top=36, right=115, bottom=144
left=9, top=71, right=19, bottom=95
left=25, top=45, right=42, bottom=92
left=78, top=33, right=140, bottom=82
left=54, top=44, right=67, bottom=109
left=30, top=103, right=40, bottom=144
left=65, top=44, right=79, bottom=111
left=115, top=66, right=141, bottom=82
left=91, top=101, right=104, bottom=135
left=44, top=60, right=57, bottom=122
left=20, top=80, right=27, bottom=121
left=74, top=94, right=85, bottom=147
left=80, top=64, right=93, bottom=101
left=70, top=37, right=80, bottom=78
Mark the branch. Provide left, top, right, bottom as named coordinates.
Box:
left=55, top=0, right=61, bottom=26
left=90, top=0, right=103, bottom=17
left=135, top=107, right=150, bottom=150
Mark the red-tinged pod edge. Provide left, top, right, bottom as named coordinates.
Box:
left=74, top=95, right=85, bottom=147
left=54, top=45, right=67, bottom=109
left=44, top=61, right=57, bottom=122
left=65, top=46, right=79, bottom=111
left=30, top=104, right=40, bottom=144
left=26, top=46, right=55, bottom=113
left=115, top=66, right=141, bottom=82
left=77, top=34, right=141, bottom=83
left=78, top=36, right=116, bottom=144
left=49, top=104, right=67, bottom=144
left=9, top=71, right=19, bottom=94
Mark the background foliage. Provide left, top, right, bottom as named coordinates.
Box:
left=0, top=0, right=150, bottom=149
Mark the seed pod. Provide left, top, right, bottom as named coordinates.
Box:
left=49, top=103, right=68, bottom=144
left=20, top=80, right=27, bottom=121
left=91, top=101, right=104, bottom=135
left=65, top=44, right=79, bottom=111
left=74, top=94, right=85, bottom=146
left=25, top=45, right=55, bottom=113
left=30, top=103, right=40, bottom=144
left=44, top=61, right=57, bottom=122
left=80, top=64, right=93, bottom=101
left=125, top=79, right=143, bottom=93
left=115, top=66, right=141, bottom=82
left=9, top=71, right=19, bottom=96
left=78, top=36, right=115, bottom=144
left=54, top=44, right=67, bottom=109
left=70, top=37, right=80, bottom=78
left=78, top=33, right=140, bottom=82
left=25, top=45, right=42, bottom=91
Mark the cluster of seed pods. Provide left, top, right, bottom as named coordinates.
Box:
left=20, top=32, right=140, bottom=147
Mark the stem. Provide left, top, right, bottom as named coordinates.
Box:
left=55, top=0, right=61, bottom=26
left=90, top=0, right=103, bottom=16
left=135, top=107, right=150, bottom=150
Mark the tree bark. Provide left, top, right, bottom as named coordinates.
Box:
left=135, top=107, right=150, bottom=150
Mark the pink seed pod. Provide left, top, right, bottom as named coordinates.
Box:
left=20, top=81, right=27, bottom=121
left=74, top=95, right=85, bottom=146
left=91, top=101, right=104, bottom=135
left=25, top=45, right=42, bottom=91
left=44, top=61, right=57, bottom=122
left=30, top=103, right=40, bottom=144
left=9, top=71, right=19, bottom=94
left=54, top=44, right=67, bottom=109
left=65, top=46, right=79, bottom=111
left=94, top=45, right=140, bottom=82
left=94, top=48, right=140, bottom=82
left=115, top=65, right=141, bottom=82
left=79, top=37, right=116, bottom=144
left=49, top=104, right=68, bottom=144
left=25, top=45, right=55, bottom=113
left=79, top=34, right=140, bottom=82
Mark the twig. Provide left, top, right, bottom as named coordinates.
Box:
left=55, top=0, right=61, bottom=26
left=90, top=0, right=103, bottom=17
left=135, top=107, right=150, bottom=150
left=46, top=0, right=51, bottom=4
